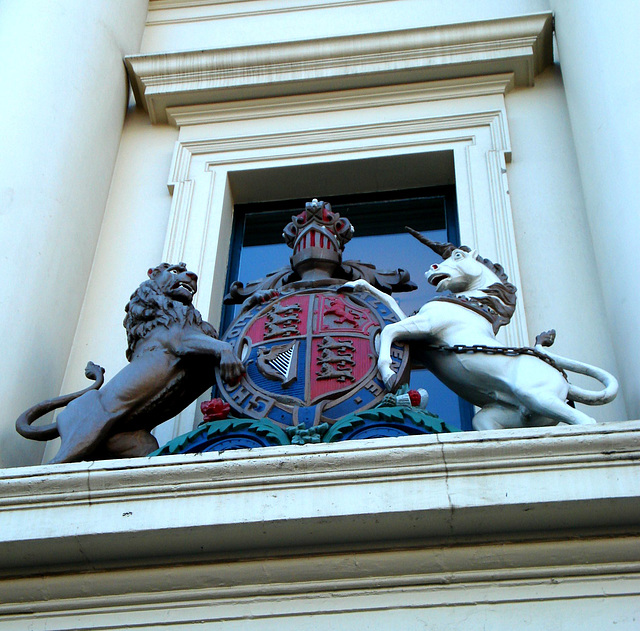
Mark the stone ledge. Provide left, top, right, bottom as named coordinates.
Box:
left=0, top=421, right=638, bottom=575
left=2, top=533, right=639, bottom=619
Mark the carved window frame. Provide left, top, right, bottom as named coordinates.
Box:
left=126, top=13, right=553, bottom=440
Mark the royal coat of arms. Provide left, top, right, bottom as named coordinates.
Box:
left=215, top=199, right=416, bottom=428
left=16, top=196, right=616, bottom=463
left=153, top=199, right=456, bottom=456
left=216, top=284, right=410, bottom=427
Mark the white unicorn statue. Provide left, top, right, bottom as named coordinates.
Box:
left=342, top=229, right=618, bottom=431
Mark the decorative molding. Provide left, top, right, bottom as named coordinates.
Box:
left=126, top=12, right=553, bottom=124
left=173, top=132, right=471, bottom=177
left=170, top=112, right=504, bottom=163
left=3, top=422, right=638, bottom=625
left=2, top=553, right=639, bottom=624
left=162, top=177, right=193, bottom=262
left=149, top=0, right=254, bottom=7
left=166, top=74, right=516, bottom=128
left=486, top=149, right=526, bottom=347
left=164, top=101, right=511, bottom=176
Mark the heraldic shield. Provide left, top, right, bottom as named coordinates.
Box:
left=216, top=284, right=410, bottom=428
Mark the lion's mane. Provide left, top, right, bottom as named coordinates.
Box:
left=123, top=278, right=217, bottom=361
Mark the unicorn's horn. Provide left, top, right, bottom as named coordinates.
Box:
left=405, top=227, right=457, bottom=259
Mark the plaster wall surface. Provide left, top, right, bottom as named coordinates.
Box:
left=0, top=0, right=149, bottom=468
left=142, top=0, right=552, bottom=52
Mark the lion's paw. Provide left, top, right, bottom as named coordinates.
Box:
left=219, top=348, right=246, bottom=385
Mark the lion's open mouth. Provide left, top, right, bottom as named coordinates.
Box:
left=428, top=273, right=449, bottom=287
left=176, top=281, right=196, bottom=295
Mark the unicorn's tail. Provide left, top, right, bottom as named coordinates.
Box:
left=534, top=330, right=618, bottom=405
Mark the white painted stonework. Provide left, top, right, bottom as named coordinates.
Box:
left=1, top=423, right=640, bottom=629
left=1, top=0, right=639, bottom=628
left=126, top=12, right=553, bottom=124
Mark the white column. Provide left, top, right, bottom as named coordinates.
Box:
left=0, top=0, right=149, bottom=467
left=506, top=66, right=627, bottom=422
left=549, top=0, right=640, bottom=418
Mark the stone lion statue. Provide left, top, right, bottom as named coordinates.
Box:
left=16, top=263, right=245, bottom=463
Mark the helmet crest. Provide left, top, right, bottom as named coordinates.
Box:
left=283, top=199, right=354, bottom=278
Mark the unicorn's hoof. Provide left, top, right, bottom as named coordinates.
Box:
left=339, top=279, right=367, bottom=293
left=380, top=371, right=396, bottom=391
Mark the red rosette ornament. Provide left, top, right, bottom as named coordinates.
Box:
left=201, top=398, right=231, bottom=423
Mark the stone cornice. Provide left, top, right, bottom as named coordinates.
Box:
left=125, top=12, right=553, bottom=124
left=166, top=74, right=515, bottom=127
left=1, top=421, right=638, bottom=576
left=3, top=533, right=639, bottom=619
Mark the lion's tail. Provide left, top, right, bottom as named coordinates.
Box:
left=16, top=362, right=105, bottom=440
left=534, top=330, right=618, bottom=405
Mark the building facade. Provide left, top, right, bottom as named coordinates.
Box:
left=0, top=1, right=639, bottom=628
